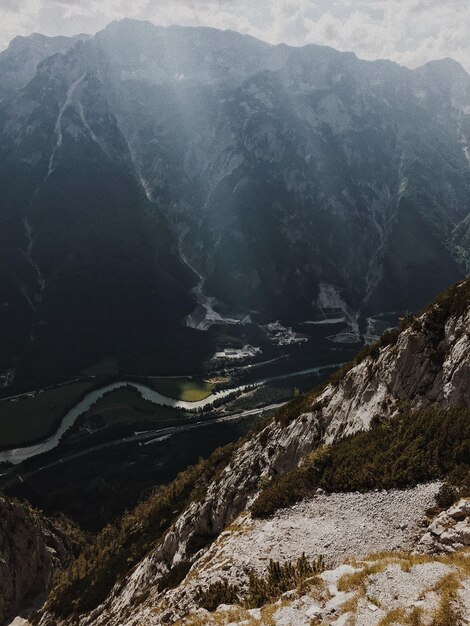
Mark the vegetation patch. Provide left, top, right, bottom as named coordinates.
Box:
left=430, top=573, right=463, bottom=626
left=244, top=554, right=325, bottom=608
left=197, top=580, right=240, bottom=611
left=196, top=554, right=325, bottom=614
left=337, top=561, right=386, bottom=594
left=0, top=380, right=96, bottom=449
left=377, top=607, right=424, bottom=626
left=149, top=377, right=213, bottom=402
left=252, top=405, right=470, bottom=518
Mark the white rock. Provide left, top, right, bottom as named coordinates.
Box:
left=305, top=603, right=322, bottom=619
left=416, top=499, right=470, bottom=553
left=247, top=608, right=261, bottom=620
left=331, top=614, right=353, bottom=626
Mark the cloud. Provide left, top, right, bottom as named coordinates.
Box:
left=0, top=0, right=469, bottom=72
left=0, top=0, right=43, bottom=46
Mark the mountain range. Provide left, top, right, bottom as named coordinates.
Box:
left=1, top=18, right=469, bottom=385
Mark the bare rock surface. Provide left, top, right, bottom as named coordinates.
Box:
left=320, top=305, right=470, bottom=442
left=154, top=482, right=439, bottom=623
left=417, top=498, right=470, bottom=554
left=0, top=496, right=74, bottom=626
left=224, top=485, right=440, bottom=569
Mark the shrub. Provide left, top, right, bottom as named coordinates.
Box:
left=251, top=466, right=311, bottom=518
left=197, top=580, right=240, bottom=611
left=436, top=484, right=459, bottom=509
left=244, top=554, right=325, bottom=608
left=252, top=406, right=470, bottom=518
left=437, top=465, right=470, bottom=509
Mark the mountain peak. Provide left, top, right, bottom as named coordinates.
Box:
left=5, top=31, right=89, bottom=53
left=416, top=56, right=469, bottom=78
left=101, top=17, right=157, bottom=35
left=98, top=17, right=270, bottom=51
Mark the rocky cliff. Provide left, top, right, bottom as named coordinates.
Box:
left=1, top=20, right=470, bottom=384
left=35, top=277, right=470, bottom=625
left=0, top=496, right=77, bottom=626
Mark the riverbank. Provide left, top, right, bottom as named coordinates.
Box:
left=0, top=364, right=341, bottom=465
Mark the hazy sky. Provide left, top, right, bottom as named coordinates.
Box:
left=1, top=0, right=469, bottom=70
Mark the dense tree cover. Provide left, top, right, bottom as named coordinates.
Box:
left=252, top=405, right=470, bottom=518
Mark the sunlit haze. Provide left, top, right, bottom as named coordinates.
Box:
left=1, top=0, right=469, bottom=71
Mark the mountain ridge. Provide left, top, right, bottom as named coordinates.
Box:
left=0, top=18, right=469, bottom=387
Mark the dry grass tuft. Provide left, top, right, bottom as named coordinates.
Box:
left=337, top=561, right=386, bottom=594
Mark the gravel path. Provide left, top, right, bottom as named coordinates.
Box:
left=145, top=483, right=442, bottom=622
left=231, top=483, right=440, bottom=570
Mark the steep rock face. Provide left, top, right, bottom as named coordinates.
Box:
left=37, top=280, right=470, bottom=626
left=321, top=296, right=470, bottom=442
left=99, top=22, right=470, bottom=318
left=0, top=496, right=74, bottom=626
left=0, top=33, right=88, bottom=102
left=1, top=21, right=470, bottom=383
left=0, top=33, right=196, bottom=384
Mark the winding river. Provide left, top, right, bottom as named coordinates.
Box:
left=0, top=363, right=341, bottom=465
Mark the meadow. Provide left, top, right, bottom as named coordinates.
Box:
left=0, top=381, right=96, bottom=449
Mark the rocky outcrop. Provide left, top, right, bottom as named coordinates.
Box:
left=0, top=496, right=75, bottom=626
left=153, top=483, right=440, bottom=622
left=179, top=552, right=470, bottom=626
left=50, top=414, right=324, bottom=626
left=417, top=498, right=470, bottom=554
left=320, top=299, right=470, bottom=442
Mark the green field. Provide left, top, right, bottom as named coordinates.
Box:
left=0, top=377, right=214, bottom=450
left=0, top=381, right=96, bottom=448
left=80, top=387, right=187, bottom=427
left=148, top=377, right=213, bottom=402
